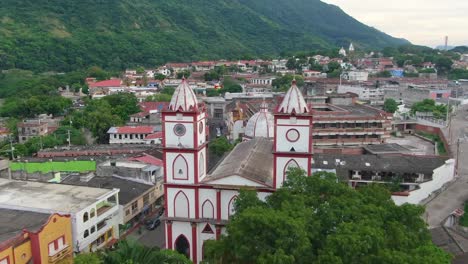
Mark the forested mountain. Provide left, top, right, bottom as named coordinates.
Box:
left=0, top=0, right=408, bottom=72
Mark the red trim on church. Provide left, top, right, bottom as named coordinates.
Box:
left=216, top=190, right=221, bottom=222
left=173, top=190, right=190, bottom=218
left=192, top=224, right=198, bottom=263
left=167, top=222, right=173, bottom=249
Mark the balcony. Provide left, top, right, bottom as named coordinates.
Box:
left=48, top=244, right=72, bottom=263
left=96, top=202, right=116, bottom=217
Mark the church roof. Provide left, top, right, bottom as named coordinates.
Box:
left=203, top=138, right=274, bottom=187
left=277, top=80, right=309, bottom=114
left=244, top=102, right=274, bottom=139
left=168, top=78, right=198, bottom=111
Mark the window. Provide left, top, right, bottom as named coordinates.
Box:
left=96, top=234, right=106, bottom=246
left=90, top=208, right=96, bottom=218
left=97, top=220, right=106, bottom=231
left=48, top=236, right=66, bottom=257
left=0, top=257, right=9, bottom=264
left=91, top=226, right=96, bottom=234
left=143, top=193, right=150, bottom=206
left=107, top=229, right=113, bottom=240
left=125, top=209, right=130, bottom=216
left=83, top=212, right=89, bottom=223
left=84, top=230, right=89, bottom=238
left=131, top=201, right=138, bottom=214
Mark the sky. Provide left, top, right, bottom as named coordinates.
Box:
left=321, top=0, right=467, bottom=47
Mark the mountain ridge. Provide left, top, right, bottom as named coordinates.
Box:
left=0, top=0, right=409, bottom=72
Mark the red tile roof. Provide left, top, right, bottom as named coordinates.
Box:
left=128, top=154, right=163, bottom=166
left=116, top=126, right=154, bottom=134
left=144, top=132, right=163, bottom=140
left=88, top=79, right=122, bottom=88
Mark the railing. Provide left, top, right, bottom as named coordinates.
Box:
left=97, top=203, right=116, bottom=217
left=48, top=244, right=72, bottom=263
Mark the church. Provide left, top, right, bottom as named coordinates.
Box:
left=162, top=78, right=313, bottom=263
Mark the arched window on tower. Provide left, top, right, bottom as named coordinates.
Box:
left=173, top=155, right=189, bottom=180
left=283, top=159, right=299, bottom=183
left=228, top=195, right=238, bottom=218
left=199, top=153, right=205, bottom=178
left=174, top=191, right=190, bottom=218
left=201, top=199, right=214, bottom=219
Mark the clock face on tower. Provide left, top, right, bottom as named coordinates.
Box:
left=174, top=124, right=186, bottom=137
left=286, top=129, right=300, bottom=142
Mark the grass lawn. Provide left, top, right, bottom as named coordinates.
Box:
left=11, top=160, right=96, bottom=173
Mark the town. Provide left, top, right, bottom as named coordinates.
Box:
left=1, top=43, right=468, bottom=264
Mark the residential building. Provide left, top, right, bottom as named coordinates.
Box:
left=0, top=179, right=120, bottom=253
left=96, top=158, right=162, bottom=185
left=61, top=174, right=163, bottom=228
left=337, top=85, right=384, bottom=105
left=346, top=71, right=369, bottom=82
left=311, top=103, right=392, bottom=148
left=0, top=210, right=73, bottom=264
left=17, top=120, right=49, bottom=144
left=250, top=76, right=276, bottom=86
left=313, top=153, right=455, bottom=205
left=107, top=126, right=155, bottom=144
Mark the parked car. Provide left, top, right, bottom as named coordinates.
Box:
left=145, top=217, right=161, bottom=231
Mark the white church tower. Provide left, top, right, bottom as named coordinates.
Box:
left=162, top=77, right=208, bottom=262
left=273, top=79, right=313, bottom=189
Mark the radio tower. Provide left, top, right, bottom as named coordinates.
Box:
left=444, top=36, right=448, bottom=50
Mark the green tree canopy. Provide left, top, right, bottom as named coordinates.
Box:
left=384, top=98, right=398, bottom=113
left=272, top=74, right=304, bottom=91
left=208, top=136, right=233, bottom=157
left=204, top=169, right=451, bottom=264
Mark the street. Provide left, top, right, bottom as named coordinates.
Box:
left=126, top=221, right=165, bottom=249
left=425, top=104, right=468, bottom=228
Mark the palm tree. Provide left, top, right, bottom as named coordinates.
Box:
left=103, top=240, right=191, bottom=264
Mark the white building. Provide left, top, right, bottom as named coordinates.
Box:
left=250, top=76, right=276, bottom=86
left=107, top=126, right=155, bottom=144
left=339, top=47, right=347, bottom=57
left=162, top=79, right=312, bottom=263
left=337, top=85, right=384, bottom=104
left=0, top=179, right=120, bottom=253
left=347, top=71, right=369, bottom=81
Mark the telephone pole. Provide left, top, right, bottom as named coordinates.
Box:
left=9, top=135, right=15, bottom=161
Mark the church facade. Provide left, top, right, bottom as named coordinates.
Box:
left=162, top=78, right=313, bottom=263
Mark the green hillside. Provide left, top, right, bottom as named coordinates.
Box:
left=0, top=0, right=408, bottom=72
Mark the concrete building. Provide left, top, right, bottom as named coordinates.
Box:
left=337, top=85, right=384, bottom=105
left=0, top=211, right=73, bottom=264
left=96, top=160, right=162, bottom=185
left=313, top=153, right=455, bottom=205
left=107, top=126, right=155, bottom=144
left=346, top=71, right=369, bottom=82
left=61, top=174, right=163, bottom=228
left=17, top=120, right=49, bottom=144
left=311, top=103, right=392, bottom=148
left=0, top=179, right=120, bottom=253
left=250, top=76, right=276, bottom=86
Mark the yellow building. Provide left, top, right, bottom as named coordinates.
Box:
left=0, top=210, right=73, bottom=264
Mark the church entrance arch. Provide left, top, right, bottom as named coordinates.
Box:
left=175, top=235, right=190, bottom=259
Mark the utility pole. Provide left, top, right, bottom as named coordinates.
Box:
left=67, top=119, right=72, bottom=149
left=9, top=135, right=15, bottom=161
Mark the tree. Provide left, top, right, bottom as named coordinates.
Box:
left=136, top=66, right=145, bottom=74
left=272, top=74, right=304, bottom=91
left=103, top=240, right=190, bottom=264
left=209, top=136, right=233, bottom=156
left=435, top=57, right=453, bottom=74
left=154, top=73, right=167, bottom=81
left=74, top=253, right=102, bottom=264
left=384, top=99, right=398, bottom=113
left=204, top=169, right=451, bottom=264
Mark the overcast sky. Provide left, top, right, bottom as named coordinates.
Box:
left=321, top=0, right=467, bottom=47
